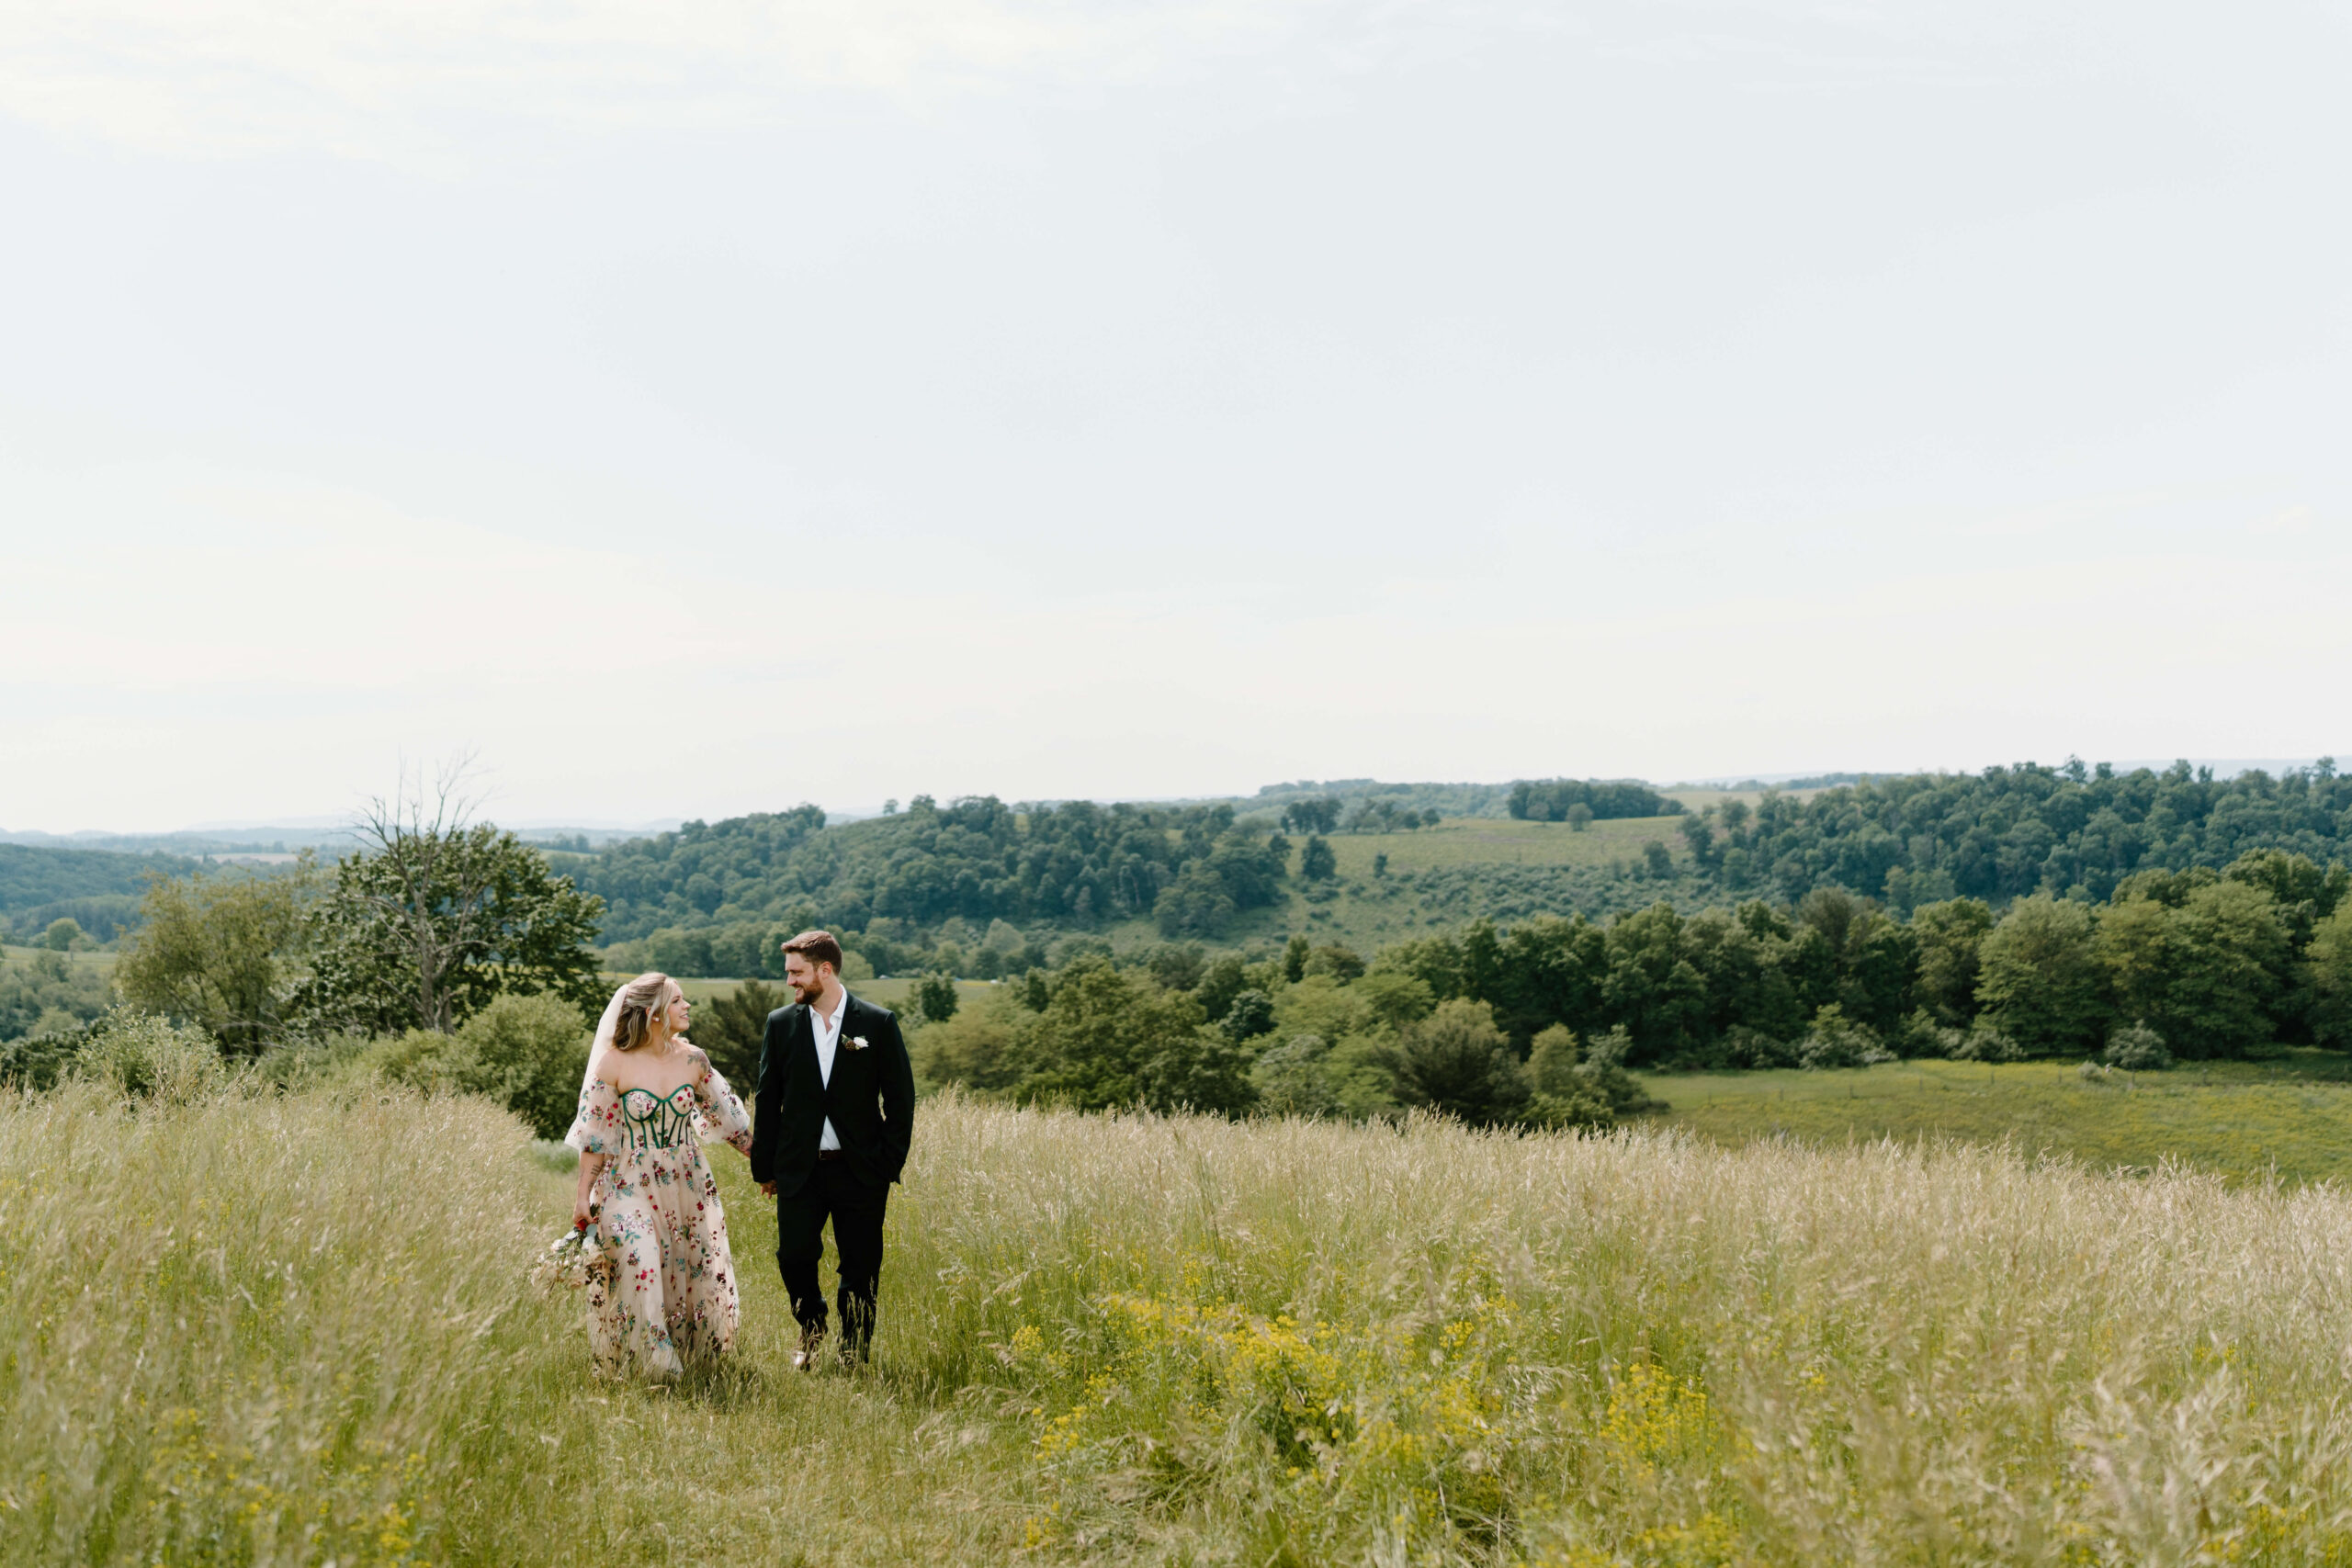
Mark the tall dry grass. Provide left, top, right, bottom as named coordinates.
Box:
left=8, top=1074, right=2352, bottom=1564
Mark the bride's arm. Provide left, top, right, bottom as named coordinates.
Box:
left=572, top=1150, right=605, bottom=1228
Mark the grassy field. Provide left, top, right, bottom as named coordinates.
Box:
left=14, top=1072, right=2352, bottom=1565
left=1645, top=1052, right=2352, bottom=1187
left=0, top=942, right=118, bottom=976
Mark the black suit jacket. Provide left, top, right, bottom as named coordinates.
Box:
left=748, top=992, right=916, bottom=1197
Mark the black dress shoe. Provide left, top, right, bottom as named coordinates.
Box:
left=791, top=1328, right=826, bottom=1371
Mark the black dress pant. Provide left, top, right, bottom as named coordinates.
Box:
left=775, top=1159, right=889, bottom=1354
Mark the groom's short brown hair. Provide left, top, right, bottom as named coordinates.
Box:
left=781, top=930, right=843, bottom=972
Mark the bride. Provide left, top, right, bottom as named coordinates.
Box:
left=566, top=971, right=755, bottom=1380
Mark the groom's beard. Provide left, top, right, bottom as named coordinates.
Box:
left=789, top=977, right=823, bottom=1005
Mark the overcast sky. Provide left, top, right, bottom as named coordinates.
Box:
left=3, top=1, right=2346, bottom=831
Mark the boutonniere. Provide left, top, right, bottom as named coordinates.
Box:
left=847, top=1035, right=870, bottom=1051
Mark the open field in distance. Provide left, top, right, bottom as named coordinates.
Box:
left=1645, top=1053, right=2352, bottom=1187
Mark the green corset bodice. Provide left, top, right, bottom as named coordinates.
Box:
left=617, top=1084, right=698, bottom=1151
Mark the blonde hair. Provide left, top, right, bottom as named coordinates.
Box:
left=610, top=972, right=676, bottom=1053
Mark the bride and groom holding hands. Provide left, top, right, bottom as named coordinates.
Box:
left=564, top=930, right=917, bottom=1379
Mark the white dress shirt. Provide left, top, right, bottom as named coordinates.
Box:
left=811, top=985, right=848, bottom=1151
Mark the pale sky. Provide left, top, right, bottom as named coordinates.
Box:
left=3, top=1, right=2346, bottom=831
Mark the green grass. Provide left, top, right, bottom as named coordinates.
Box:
left=17, top=1076, right=2352, bottom=1563
left=1645, top=1051, right=2352, bottom=1185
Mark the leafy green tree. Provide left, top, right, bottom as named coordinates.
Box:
left=1282, top=934, right=1310, bottom=984
left=1299, top=836, right=1338, bottom=883
left=1153, top=862, right=1238, bottom=938
left=298, top=792, right=604, bottom=1035
left=118, top=864, right=313, bottom=1054
left=1521, top=1024, right=1614, bottom=1132
left=1252, top=1032, right=1341, bottom=1117
left=2096, top=881, right=2287, bottom=1059
left=1565, top=803, right=1594, bottom=831
left=2309, top=903, right=2352, bottom=1049
left=1015, top=957, right=1253, bottom=1114
left=1977, top=897, right=2106, bottom=1055
left=1910, top=898, right=1995, bottom=1024
left=1373, top=998, right=1529, bottom=1126
left=1218, top=988, right=1277, bottom=1043
left=913, top=971, right=961, bottom=1025
left=1354, top=970, right=1436, bottom=1030
left=1303, top=943, right=1364, bottom=982
left=697, top=978, right=787, bottom=1088
left=1600, top=904, right=1708, bottom=1063
left=40, top=918, right=84, bottom=952
left=1641, top=840, right=1674, bottom=879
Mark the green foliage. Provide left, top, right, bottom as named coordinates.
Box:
left=1509, top=778, right=1683, bottom=821
left=455, top=993, right=594, bottom=1139
left=2098, top=881, right=2290, bottom=1058
left=2104, top=1020, right=2173, bottom=1071
left=1977, top=896, right=2106, bottom=1055
left=1719, top=759, right=2352, bottom=907
left=912, top=971, right=961, bottom=1025
left=1277, top=796, right=1341, bottom=834
left=2308, top=903, right=2352, bottom=1049
left=571, top=797, right=1286, bottom=944
left=117, top=863, right=312, bottom=1053
left=71, top=1008, right=225, bottom=1104
left=0, top=841, right=198, bottom=942
left=0, top=946, right=112, bottom=1044
left=1298, top=834, right=1337, bottom=883
left=1950, top=1018, right=2026, bottom=1064
left=1250, top=1032, right=1342, bottom=1117
left=299, top=824, right=604, bottom=1035
left=1909, top=897, right=1995, bottom=1022
left=41, top=916, right=85, bottom=951
left=1014, top=957, right=1256, bottom=1114
left=1373, top=998, right=1528, bottom=1126
left=1798, top=1003, right=1892, bottom=1069
left=362, top=992, right=593, bottom=1138
left=1216, top=987, right=1276, bottom=1043
left=694, top=976, right=788, bottom=1088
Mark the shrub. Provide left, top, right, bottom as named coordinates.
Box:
left=1798, top=1004, right=1893, bottom=1069
left=73, top=1008, right=224, bottom=1105
left=1950, top=1018, right=2026, bottom=1064
left=1723, top=1025, right=1800, bottom=1069
left=1374, top=998, right=1529, bottom=1126
left=1252, top=1032, right=1341, bottom=1118
left=360, top=993, right=591, bottom=1139
left=458, top=992, right=594, bottom=1139
left=2103, top=1020, right=2174, bottom=1072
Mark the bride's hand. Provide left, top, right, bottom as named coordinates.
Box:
left=573, top=1191, right=597, bottom=1230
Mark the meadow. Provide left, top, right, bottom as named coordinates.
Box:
left=1646, top=1053, right=2352, bottom=1187
left=13, top=1064, right=2352, bottom=1565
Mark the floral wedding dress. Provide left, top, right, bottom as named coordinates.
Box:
left=566, top=1049, right=755, bottom=1379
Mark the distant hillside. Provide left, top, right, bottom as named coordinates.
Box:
left=0, top=844, right=199, bottom=942
left=561, top=761, right=2352, bottom=977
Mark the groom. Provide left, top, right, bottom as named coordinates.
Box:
left=749, top=930, right=917, bottom=1369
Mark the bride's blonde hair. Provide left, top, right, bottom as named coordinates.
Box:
left=610, top=972, right=675, bottom=1053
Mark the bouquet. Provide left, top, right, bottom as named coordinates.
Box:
left=531, top=1208, right=601, bottom=1297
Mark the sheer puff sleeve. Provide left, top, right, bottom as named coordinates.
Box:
left=567, top=1064, right=622, bottom=1155
left=689, top=1047, right=754, bottom=1156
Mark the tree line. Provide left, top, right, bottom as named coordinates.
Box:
left=876, top=841, right=2352, bottom=1130
left=558, top=795, right=1295, bottom=945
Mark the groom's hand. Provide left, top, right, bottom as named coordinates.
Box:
left=759, top=1179, right=776, bottom=1195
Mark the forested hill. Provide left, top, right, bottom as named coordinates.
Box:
left=557, top=761, right=2352, bottom=974
left=0, top=844, right=198, bottom=942
left=552, top=796, right=1289, bottom=953
left=1719, top=760, right=2352, bottom=909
